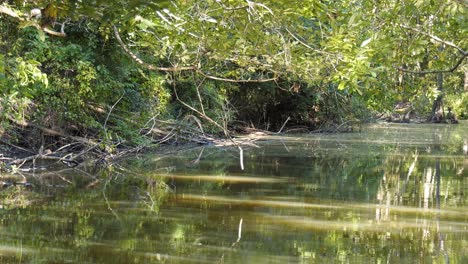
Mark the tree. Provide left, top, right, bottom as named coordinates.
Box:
left=361, top=0, right=467, bottom=120
left=1, top=0, right=467, bottom=157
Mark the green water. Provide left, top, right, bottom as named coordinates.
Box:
left=1, top=123, right=467, bottom=263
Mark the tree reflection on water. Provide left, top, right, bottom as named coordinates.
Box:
left=0, top=123, right=467, bottom=263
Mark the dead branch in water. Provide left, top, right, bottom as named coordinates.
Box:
left=219, top=218, right=244, bottom=263
left=0, top=111, right=262, bottom=173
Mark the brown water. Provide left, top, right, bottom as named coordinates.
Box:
left=0, top=122, right=467, bottom=263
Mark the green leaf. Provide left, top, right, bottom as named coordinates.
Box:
left=354, top=86, right=362, bottom=96
left=18, top=21, right=37, bottom=29
left=38, top=31, right=46, bottom=42
left=338, top=82, right=346, bottom=90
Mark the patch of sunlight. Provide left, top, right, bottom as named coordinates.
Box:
left=257, top=214, right=468, bottom=233
left=154, top=174, right=289, bottom=183
left=0, top=245, right=71, bottom=256
left=178, top=194, right=468, bottom=217
left=178, top=194, right=342, bottom=209
left=0, top=245, right=37, bottom=255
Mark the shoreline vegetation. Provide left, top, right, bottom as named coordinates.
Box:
left=0, top=115, right=463, bottom=174
left=1, top=1, right=467, bottom=173
left=0, top=116, right=347, bottom=174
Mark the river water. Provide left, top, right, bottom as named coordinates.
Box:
left=0, top=122, right=467, bottom=263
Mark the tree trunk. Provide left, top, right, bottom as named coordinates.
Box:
left=429, top=72, right=444, bottom=122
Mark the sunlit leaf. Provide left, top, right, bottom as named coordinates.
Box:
left=360, top=38, right=372, bottom=48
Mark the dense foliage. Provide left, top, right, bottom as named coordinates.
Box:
left=0, top=0, right=466, bottom=152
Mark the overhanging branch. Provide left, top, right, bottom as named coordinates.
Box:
left=215, top=1, right=249, bottom=11
left=395, top=24, right=467, bottom=74
left=113, top=25, right=277, bottom=83
left=395, top=54, right=467, bottom=75
left=0, top=5, right=23, bottom=20
left=113, top=25, right=195, bottom=72
left=1, top=4, right=66, bottom=37
left=42, top=26, right=66, bottom=37
left=284, top=27, right=332, bottom=56
left=399, top=24, right=467, bottom=56
left=196, top=69, right=277, bottom=83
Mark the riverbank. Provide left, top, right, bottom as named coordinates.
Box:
left=0, top=124, right=257, bottom=173
left=1, top=118, right=466, bottom=173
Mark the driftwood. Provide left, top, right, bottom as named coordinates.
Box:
left=1, top=107, right=263, bottom=173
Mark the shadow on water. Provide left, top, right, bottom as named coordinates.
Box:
left=0, top=122, right=467, bottom=263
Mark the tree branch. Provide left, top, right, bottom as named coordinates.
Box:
left=0, top=5, right=23, bottom=20
left=113, top=25, right=277, bottom=83
left=399, top=24, right=467, bottom=56
left=113, top=25, right=196, bottom=72
left=42, top=26, right=66, bottom=37
left=1, top=4, right=66, bottom=37
left=284, top=27, right=331, bottom=56
left=394, top=53, right=467, bottom=75
left=214, top=0, right=250, bottom=11
left=196, top=69, right=277, bottom=83
left=394, top=24, right=467, bottom=74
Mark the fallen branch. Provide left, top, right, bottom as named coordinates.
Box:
left=219, top=218, right=243, bottom=263
left=10, top=153, right=70, bottom=165
left=232, top=218, right=243, bottom=246
left=276, top=117, right=290, bottom=134
left=6, top=114, right=98, bottom=147
left=0, top=139, right=36, bottom=155
left=238, top=146, right=244, bottom=170
left=34, top=124, right=98, bottom=146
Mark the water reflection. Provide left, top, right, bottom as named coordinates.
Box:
left=0, top=122, right=467, bottom=263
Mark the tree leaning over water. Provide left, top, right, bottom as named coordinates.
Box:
left=0, top=0, right=466, bottom=166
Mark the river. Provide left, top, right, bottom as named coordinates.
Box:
left=0, top=122, right=467, bottom=263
